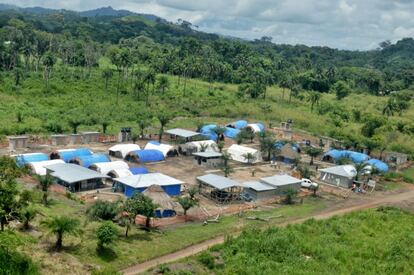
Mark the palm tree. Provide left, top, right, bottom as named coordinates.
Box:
left=199, top=143, right=209, bottom=152
left=222, top=165, right=233, bottom=178
left=382, top=100, right=395, bottom=117
left=156, top=75, right=170, bottom=94
left=355, top=163, right=370, bottom=181
left=221, top=152, right=232, bottom=167
left=213, top=126, right=226, bottom=143
left=42, top=216, right=80, bottom=251
left=101, top=68, right=113, bottom=91
left=305, top=147, right=323, bottom=166
left=156, top=111, right=174, bottom=143
left=217, top=141, right=225, bottom=153
left=260, top=136, right=277, bottom=161
left=307, top=91, right=321, bottom=112
left=177, top=196, right=197, bottom=220
left=37, top=175, right=54, bottom=206
left=43, top=51, right=56, bottom=88
left=242, top=152, right=256, bottom=165
left=20, top=207, right=37, bottom=230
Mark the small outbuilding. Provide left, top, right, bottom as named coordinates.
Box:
left=125, top=150, right=165, bottom=163
left=260, top=174, right=302, bottom=195
left=15, top=153, right=49, bottom=167
left=144, top=141, right=176, bottom=157
left=27, top=159, right=65, bottom=176
left=193, top=152, right=223, bottom=168
left=319, top=165, right=357, bottom=188
left=243, top=181, right=276, bottom=201
left=197, top=174, right=242, bottom=204
left=50, top=148, right=93, bottom=163
left=277, top=143, right=300, bottom=163
left=113, top=173, right=183, bottom=197
left=109, top=144, right=141, bottom=159
left=45, top=163, right=109, bottom=192
left=227, top=144, right=262, bottom=164
left=70, top=154, right=110, bottom=168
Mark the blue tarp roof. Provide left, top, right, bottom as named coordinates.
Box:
left=129, top=167, right=149, bottom=175
left=366, top=159, right=389, bottom=173
left=273, top=141, right=300, bottom=152
left=224, top=127, right=240, bottom=139
left=15, top=153, right=49, bottom=167
left=129, top=150, right=165, bottom=163
left=148, top=140, right=160, bottom=146
left=59, top=148, right=93, bottom=162
left=200, top=124, right=218, bottom=141
left=74, top=154, right=110, bottom=168
left=230, top=120, right=248, bottom=129
left=324, top=149, right=369, bottom=164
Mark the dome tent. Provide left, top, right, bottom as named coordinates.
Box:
left=108, top=144, right=141, bottom=159
left=226, top=120, right=248, bottom=130
left=224, top=127, right=241, bottom=139
left=15, top=153, right=49, bottom=167
left=108, top=167, right=148, bottom=179
left=129, top=167, right=149, bottom=175
left=125, top=150, right=165, bottom=163
left=70, top=154, right=110, bottom=168
left=227, top=144, right=262, bottom=163
left=50, top=148, right=93, bottom=163
left=144, top=141, right=175, bottom=157
left=27, top=159, right=65, bottom=175
left=89, top=161, right=129, bottom=175
left=200, top=124, right=218, bottom=141
left=366, top=159, right=389, bottom=173
left=323, top=149, right=369, bottom=164
left=246, top=123, right=265, bottom=133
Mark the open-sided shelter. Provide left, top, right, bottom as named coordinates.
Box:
left=50, top=148, right=93, bottom=163
left=197, top=174, right=243, bottom=203
left=108, top=144, right=141, bottom=159
left=125, top=149, right=165, bottom=163
left=113, top=173, right=183, bottom=197
left=27, top=159, right=65, bottom=176
left=165, top=128, right=202, bottom=142
left=70, top=154, right=110, bottom=168
left=45, top=163, right=109, bottom=192
left=227, top=144, right=262, bottom=164
left=260, top=174, right=302, bottom=195
left=15, top=153, right=49, bottom=167
left=319, top=165, right=357, bottom=188
left=144, top=141, right=176, bottom=157
left=193, top=152, right=223, bottom=168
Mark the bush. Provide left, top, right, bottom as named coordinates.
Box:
left=0, top=245, right=38, bottom=274
left=87, top=200, right=120, bottom=221
left=96, top=221, right=119, bottom=249
left=198, top=251, right=215, bottom=269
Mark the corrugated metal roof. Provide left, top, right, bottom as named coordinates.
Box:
left=319, top=165, right=357, bottom=178
left=45, top=163, right=109, bottom=184
left=192, top=152, right=222, bottom=158
left=166, top=128, right=200, bottom=138
left=243, top=181, right=276, bottom=191
left=114, top=173, right=184, bottom=189
left=260, top=174, right=302, bottom=187
left=197, top=174, right=240, bottom=190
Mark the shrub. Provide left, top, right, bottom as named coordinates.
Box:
left=87, top=200, right=120, bottom=221
left=96, top=221, right=119, bottom=249
left=0, top=245, right=38, bottom=274
left=198, top=251, right=215, bottom=269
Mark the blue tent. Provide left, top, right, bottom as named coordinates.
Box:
left=256, top=123, right=265, bottom=132
left=224, top=127, right=240, bottom=139
left=323, top=149, right=369, bottom=164
left=57, top=148, right=93, bottom=162
left=129, top=167, right=149, bottom=175
left=72, top=154, right=110, bottom=168
left=15, top=153, right=49, bottom=167
left=366, top=159, right=389, bottom=173
left=148, top=140, right=160, bottom=146
left=227, top=120, right=248, bottom=129
left=200, top=124, right=218, bottom=141
left=127, top=150, right=165, bottom=163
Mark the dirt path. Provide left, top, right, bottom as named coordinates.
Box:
left=121, top=189, right=414, bottom=275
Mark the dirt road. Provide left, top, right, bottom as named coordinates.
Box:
left=122, top=189, right=414, bottom=275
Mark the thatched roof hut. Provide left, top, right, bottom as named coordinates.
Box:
left=142, top=185, right=178, bottom=210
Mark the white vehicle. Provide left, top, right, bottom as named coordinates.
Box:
left=301, top=178, right=318, bottom=189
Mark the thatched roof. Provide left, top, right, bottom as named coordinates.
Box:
left=142, top=185, right=178, bottom=210
left=280, top=144, right=299, bottom=160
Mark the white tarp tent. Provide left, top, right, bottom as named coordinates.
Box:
left=186, top=140, right=218, bottom=153
left=109, top=144, right=141, bottom=158
left=89, top=161, right=129, bottom=175
left=227, top=144, right=262, bottom=163
left=246, top=123, right=263, bottom=133
left=144, top=142, right=174, bottom=157
left=108, top=168, right=134, bottom=178
left=28, top=159, right=65, bottom=176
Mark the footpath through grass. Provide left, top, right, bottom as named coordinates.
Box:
left=170, top=207, right=414, bottom=275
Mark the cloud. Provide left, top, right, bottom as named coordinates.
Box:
left=1, top=0, right=414, bottom=50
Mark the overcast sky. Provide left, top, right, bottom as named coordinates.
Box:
left=1, top=0, right=414, bottom=50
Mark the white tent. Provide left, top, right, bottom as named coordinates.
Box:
left=246, top=124, right=262, bottom=133
left=144, top=142, right=174, bottom=157
left=28, top=159, right=65, bottom=176
left=109, top=144, right=141, bottom=158
left=227, top=144, right=262, bottom=163
left=186, top=140, right=218, bottom=153
left=108, top=168, right=134, bottom=178
left=89, top=161, right=129, bottom=175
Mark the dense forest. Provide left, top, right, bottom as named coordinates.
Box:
left=0, top=6, right=413, bottom=154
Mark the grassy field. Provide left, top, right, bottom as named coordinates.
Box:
left=163, top=207, right=414, bottom=275
left=14, top=190, right=327, bottom=273
left=0, top=62, right=413, bottom=155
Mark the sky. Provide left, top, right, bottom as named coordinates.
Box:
left=1, top=0, right=414, bottom=50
